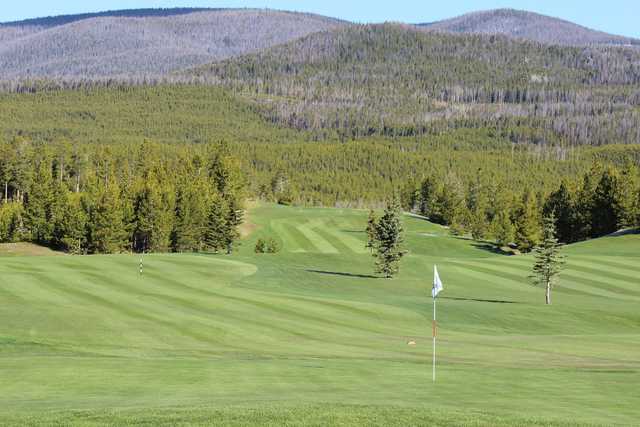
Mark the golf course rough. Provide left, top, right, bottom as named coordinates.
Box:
left=1, top=203, right=639, bottom=426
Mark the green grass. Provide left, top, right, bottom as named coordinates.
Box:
left=1, top=204, right=639, bottom=426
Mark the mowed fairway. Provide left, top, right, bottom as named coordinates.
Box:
left=1, top=204, right=639, bottom=426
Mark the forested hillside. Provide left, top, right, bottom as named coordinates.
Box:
left=0, top=9, right=345, bottom=79
left=185, top=24, right=640, bottom=146
left=1, top=86, right=639, bottom=253
left=420, top=9, right=640, bottom=46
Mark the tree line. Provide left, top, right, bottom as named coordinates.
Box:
left=405, top=162, right=640, bottom=251
left=0, top=139, right=245, bottom=254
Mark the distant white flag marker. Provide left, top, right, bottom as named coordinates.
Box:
left=432, top=265, right=443, bottom=298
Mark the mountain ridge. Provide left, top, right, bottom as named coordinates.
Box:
left=419, top=8, right=640, bottom=46
left=0, top=9, right=347, bottom=79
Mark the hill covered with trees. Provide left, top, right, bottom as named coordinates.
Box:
left=419, top=9, right=640, bottom=47
left=185, top=24, right=640, bottom=146
left=0, top=9, right=345, bottom=79
left=1, top=85, right=638, bottom=253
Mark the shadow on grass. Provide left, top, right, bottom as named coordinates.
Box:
left=442, top=296, right=518, bottom=304
left=341, top=230, right=365, bottom=234
left=306, top=269, right=379, bottom=279
left=469, top=241, right=517, bottom=256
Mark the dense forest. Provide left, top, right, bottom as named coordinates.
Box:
left=0, top=139, right=245, bottom=254
left=186, top=24, right=640, bottom=146
left=0, top=85, right=638, bottom=253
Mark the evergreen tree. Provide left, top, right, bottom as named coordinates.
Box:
left=0, top=202, right=23, bottom=243
left=223, top=195, right=244, bottom=254
left=172, top=178, right=208, bottom=252
left=635, top=187, right=640, bottom=228
left=530, top=214, right=565, bottom=305
left=591, top=168, right=621, bottom=237
left=467, top=171, right=489, bottom=241
left=491, top=210, right=514, bottom=247
left=372, top=196, right=407, bottom=278
left=573, top=166, right=599, bottom=241
left=57, top=192, right=88, bottom=254
left=86, top=178, right=127, bottom=254
left=617, top=164, right=638, bottom=229
left=23, top=158, right=55, bottom=244
left=543, top=181, right=575, bottom=243
left=513, top=189, right=541, bottom=252
left=418, top=177, right=437, bottom=218
left=365, top=210, right=377, bottom=253
left=204, top=195, right=227, bottom=253
left=133, top=178, right=174, bottom=253
left=438, top=171, right=466, bottom=234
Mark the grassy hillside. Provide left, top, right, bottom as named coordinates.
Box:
left=1, top=204, right=638, bottom=425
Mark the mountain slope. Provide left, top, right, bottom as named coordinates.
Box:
left=0, top=9, right=346, bottom=79
left=419, top=9, right=640, bottom=47
left=184, top=24, right=640, bottom=146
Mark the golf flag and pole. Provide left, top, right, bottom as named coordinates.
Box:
left=432, top=265, right=443, bottom=382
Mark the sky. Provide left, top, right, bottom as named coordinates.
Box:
left=2, top=1, right=640, bottom=38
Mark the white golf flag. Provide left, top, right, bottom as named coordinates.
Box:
left=432, top=265, right=443, bottom=298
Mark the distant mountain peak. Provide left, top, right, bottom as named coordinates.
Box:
left=419, top=8, right=640, bottom=47
left=0, top=8, right=346, bottom=79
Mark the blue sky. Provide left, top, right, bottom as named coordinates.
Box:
left=3, top=1, right=640, bottom=38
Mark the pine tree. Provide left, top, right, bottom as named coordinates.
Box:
left=172, top=178, right=208, bottom=252
left=57, top=192, right=88, bottom=254
left=223, top=195, right=243, bottom=254
left=573, top=166, right=599, bottom=241
left=204, top=195, right=227, bottom=253
left=491, top=210, right=514, bottom=247
left=86, top=178, right=127, bottom=254
left=513, top=189, right=541, bottom=252
left=24, top=158, right=55, bottom=244
left=616, top=163, right=638, bottom=229
left=543, top=181, right=575, bottom=243
left=438, top=171, right=466, bottom=234
left=372, top=196, right=407, bottom=278
left=133, top=178, right=174, bottom=253
left=418, top=177, right=437, bottom=218
left=530, top=214, right=565, bottom=305
left=591, top=168, right=621, bottom=237
left=467, top=172, right=489, bottom=241
left=365, top=210, right=377, bottom=252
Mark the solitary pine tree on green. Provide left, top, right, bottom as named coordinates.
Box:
left=530, top=214, right=565, bottom=305
left=372, top=197, right=406, bottom=278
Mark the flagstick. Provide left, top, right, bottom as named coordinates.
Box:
left=432, top=295, right=436, bottom=382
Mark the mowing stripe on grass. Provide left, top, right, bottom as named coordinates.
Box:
left=312, top=225, right=354, bottom=255
left=571, top=256, right=640, bottom=277
left=558, top=270, right=640, bottom=298
left=557, top=276, right=640, bottom=301
left=322, top=223, right=369, bottom=254
left=272, top=219, right=322, bottom=253
left=297, top=220, right=339, bottom=254
left=564, top=259, right=640, bottom=285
